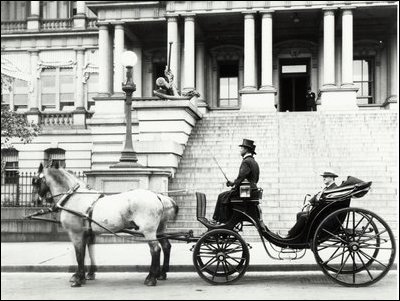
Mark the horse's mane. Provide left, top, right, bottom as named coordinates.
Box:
left=47, top=168, right=89, bottom=190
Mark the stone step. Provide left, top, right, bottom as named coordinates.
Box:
left=168, top=111, right=398, bottom=234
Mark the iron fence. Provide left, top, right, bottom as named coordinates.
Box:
left=1, top=171, right=87, bottom=207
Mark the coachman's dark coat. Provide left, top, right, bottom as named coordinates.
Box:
left=213, top=155, right=260, bottom=222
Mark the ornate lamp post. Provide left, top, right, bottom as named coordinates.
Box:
left=112, top=51, right=141, bottom=168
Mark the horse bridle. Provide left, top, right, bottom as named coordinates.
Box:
left=32, top=173, right=79, bottom=205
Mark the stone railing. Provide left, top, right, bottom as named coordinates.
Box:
left=40, top=112, right=73, bottom=126
left=87, top=18, right=98, bottom=29
left=1, top=21, right=27, bottom=33
left=40, top=18, right=72, bottom=31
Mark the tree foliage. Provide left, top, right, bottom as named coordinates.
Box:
left=1, top=103, right=41, bottom=147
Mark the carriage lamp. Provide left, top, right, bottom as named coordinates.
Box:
left=112, top=51, right=141, bottom=167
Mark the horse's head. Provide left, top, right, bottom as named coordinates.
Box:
left=31, top=163, right=52, bottom=202
left=32, top=161, right=86, bottom=203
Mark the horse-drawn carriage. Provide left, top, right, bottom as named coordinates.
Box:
left=28, top=164, right=396, bottom=288
left=191, top=177, right=396, bottom=287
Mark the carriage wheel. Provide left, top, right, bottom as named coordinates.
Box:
left=313, top=207, right=396, bottom=287
left=193, top=229, right=250, bottom=285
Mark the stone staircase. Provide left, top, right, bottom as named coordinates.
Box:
left=168, top=111, right=398, bottom=241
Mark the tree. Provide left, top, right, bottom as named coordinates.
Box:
left=1, top=74, right=41, bottom=174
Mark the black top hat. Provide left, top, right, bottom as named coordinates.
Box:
left=320, top=171, right=338, bottom=178
left=239, top=139, right=256, bottom=154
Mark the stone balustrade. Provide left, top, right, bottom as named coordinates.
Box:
left=40, top=112, right=73, bottom=126
left=1, top=21, right=27, bottom=33
left=40, top=18, right=72, bottom=31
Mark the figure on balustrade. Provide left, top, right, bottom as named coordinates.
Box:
left=153, top=42, right=199, bottom=100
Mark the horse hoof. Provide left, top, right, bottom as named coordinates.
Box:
left=71, top=281, right=82, bottom=287
left=144, top=276, right=157, bottom=286
left=69, top=274, right=78, bottom=283
left=157, top=273, right=167, bottom=280
left=86, top=273, right=96, bottom=280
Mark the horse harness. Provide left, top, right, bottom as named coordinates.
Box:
left=85, top=193, right=104, bottom=231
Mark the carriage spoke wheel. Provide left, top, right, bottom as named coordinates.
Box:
left=193, top=229, right=249, bottom=285
left=313, top=208, right=396, bottom=287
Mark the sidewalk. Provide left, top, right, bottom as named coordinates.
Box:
left=1, top=242, right=322, bottom=273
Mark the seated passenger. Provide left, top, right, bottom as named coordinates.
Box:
left=211, top=139, right=260, bottom=224
left=287, top=170, right=338, bottom=237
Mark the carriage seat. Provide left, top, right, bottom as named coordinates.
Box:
left=195, top=192, right=226, bottom=229
left=322, top=176, right=371, bottom=201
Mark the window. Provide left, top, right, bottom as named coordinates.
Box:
left=45, top=148, right=66, bottom=168
left=1, top=149, right=19, bottom=185
left=1, top=79, right=29, bottom=111
left=353, top=58, right=374, bottom=104
left=1, top=1, right=29, bottom=21
left=42, top=1, right=71, bottom=19
left=219, top=61, right=239, bottom=107
left=40, top=67, right=75, bottom=110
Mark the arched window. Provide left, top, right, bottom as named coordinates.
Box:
left=44, top=148, right=66, bottom=168
left=1, top=148, right=19, bottom=184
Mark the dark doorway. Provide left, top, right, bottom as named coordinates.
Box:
left=279, top=59, right=310, bottom=112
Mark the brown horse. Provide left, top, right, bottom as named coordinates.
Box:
left=31, top=163, right=178, bottom=287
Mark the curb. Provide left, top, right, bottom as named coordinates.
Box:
left=1, top=264, right=320, bottom=273
left=2, top=264, right=397, bottom=273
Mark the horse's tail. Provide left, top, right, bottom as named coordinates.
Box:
left=171, top=198, right=179, bottom=221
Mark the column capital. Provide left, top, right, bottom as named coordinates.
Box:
left=340, top=5, right=356, bottom=10
left=322, top=7, right=337, bottom=15
left=341, top=6, right=356, bottom=14
left=28, top=49, right=40, bottom=54
left=74, top=47, right=86, bottom=53
left=260, top=9, right=275, bottom=16
left=242, top=11, right=257, bottom=18
left=96, top=21, right=110, bottom=28
left=166, top=13, right=179, bottom=21
left=111, top=21, right=125, bottom=28
left=181, top=13, right=196, bottom=18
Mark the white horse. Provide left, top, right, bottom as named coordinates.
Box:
left=31, top=163, right=179, bottom=287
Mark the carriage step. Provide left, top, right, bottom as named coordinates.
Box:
left=278, top=248, right=306, bottom=260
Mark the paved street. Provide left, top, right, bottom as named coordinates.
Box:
left=1, top=271, right=398, bottom=300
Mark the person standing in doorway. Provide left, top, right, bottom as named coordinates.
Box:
left=306, top=87, right=316, bottom=111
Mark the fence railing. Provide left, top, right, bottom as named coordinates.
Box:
left=1, top=171, right=87, bottom=207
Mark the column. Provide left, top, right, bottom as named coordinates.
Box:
left=73, top=48, right=86, bottom=126
left=318, top=36, right=323, bottom=91
left=73, top=1, right=87, bottom=29
left=183, top=14, right=195, bottom=91
left=97, top=24, right=112, bottom=96
left=322, top=8, right=336, bottom=87
left=243, top=12, right=256, bottom=90
left=75, top=48, right=85, bottom=110
left=341, top=7, right=355, bottom=87
left=132, top=47, right=142, bottom=97
left=28, top=50, right=39, bottom=111
left=195, top=42, right=205, bottom=100
left=113, top=22, right=125, bottom=95
left=26, top=50, right=40, bottom=123
left=167, top=15, right=179, bottom=87
left=27, top=1, right=40, bottom=31
left=260, top=10, right=274, bottom=90
left=388, top=33, right=397, bottom=100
